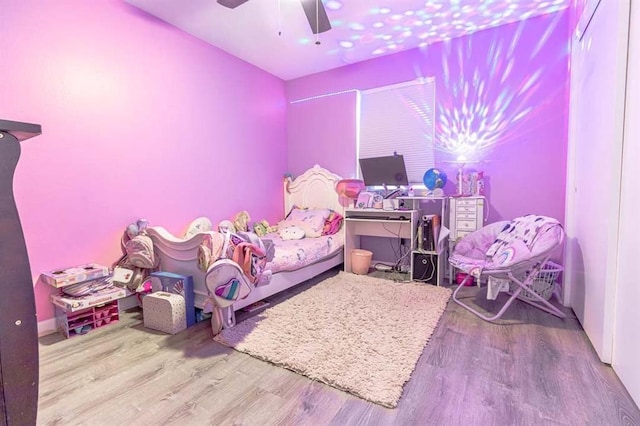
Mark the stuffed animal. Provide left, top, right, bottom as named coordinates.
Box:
left=126, top=218, right=149, bottom=240
left=253, top=219, right=278, bottom=237
left=218, top=220, right=235, bottom=234
left=233, top=211, right=251, bottom=233
left=184, top=217, right=212, bottom=239
left=279, top=225, right=305, bottom=240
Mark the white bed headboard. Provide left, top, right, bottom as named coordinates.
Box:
left=284, top=165, right=344, bottom=216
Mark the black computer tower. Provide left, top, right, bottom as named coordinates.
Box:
left=412, top=252, right=437, bottom=285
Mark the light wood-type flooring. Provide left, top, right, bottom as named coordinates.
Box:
left=38, top=268, right=640, bottom=425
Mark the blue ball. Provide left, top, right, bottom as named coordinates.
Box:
left=423, top=168, right=447, bottom=190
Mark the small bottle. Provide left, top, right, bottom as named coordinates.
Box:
left=407, top=187, right=415, bottom=197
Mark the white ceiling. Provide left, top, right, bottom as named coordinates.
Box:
left=125, top=0, right=571, bottom=81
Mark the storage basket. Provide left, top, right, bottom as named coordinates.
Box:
left=509, top=260, right=563, bottom=301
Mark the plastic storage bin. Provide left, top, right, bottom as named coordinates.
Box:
left=351, top=249, right=373, bottom=275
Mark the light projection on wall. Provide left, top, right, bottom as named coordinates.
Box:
left=319, top=0, right=569, bottom=65
left=433, top=10, right=569, bottom=158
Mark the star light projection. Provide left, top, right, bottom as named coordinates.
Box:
left=298, top=0, right=569, bottom=64
left=435, top=10, right=569, bottom=157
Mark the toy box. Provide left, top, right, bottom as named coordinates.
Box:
left=143, top=291, right=187, bottom=335
left=50, top=286, right=128, bottom=312
left=41, top=263, right=110, bottom=288
left=145, top=272, right=195, bottom=327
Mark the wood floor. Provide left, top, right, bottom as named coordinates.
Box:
left=38, top=268, right=640, bottom=425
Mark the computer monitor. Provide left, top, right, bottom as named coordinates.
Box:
left=359, top=155, right=409, bottom=187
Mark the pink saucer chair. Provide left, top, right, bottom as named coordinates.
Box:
left=448, top=215, right=566, bottom=322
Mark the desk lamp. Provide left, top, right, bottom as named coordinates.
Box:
left=447, top=155, right=480, bottom=196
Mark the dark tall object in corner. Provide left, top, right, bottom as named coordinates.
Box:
left=0, top=119, right=41, bottom=425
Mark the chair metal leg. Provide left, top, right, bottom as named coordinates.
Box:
left=452, top=270, right=566, bottom=322
left=507, top=272, right=566, bottom=319
left=453, top=275, right=526, bottom=322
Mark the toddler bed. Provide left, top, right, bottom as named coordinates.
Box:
left=146, top=165, right=345, bottom=315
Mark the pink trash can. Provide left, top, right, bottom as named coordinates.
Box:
left=351, top=249, right=373, bottom=275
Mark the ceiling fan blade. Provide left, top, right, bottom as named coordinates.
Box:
left=300, top=0, right=332, bottom=34
left=217, top=0, right=250, bottom=9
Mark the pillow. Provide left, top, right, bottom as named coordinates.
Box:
left=284, top=207, right=330, bottom=238
left=279, top=226, right=305, bottom=240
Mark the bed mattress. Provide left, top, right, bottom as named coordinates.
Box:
left=266, top=233, right=344, bottom=274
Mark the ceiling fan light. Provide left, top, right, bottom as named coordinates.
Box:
left=216, top=0, right=250, bottom=8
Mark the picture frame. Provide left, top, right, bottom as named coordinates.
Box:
left=355, top=191, right=374, bottom=209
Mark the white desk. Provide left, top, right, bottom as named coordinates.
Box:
left=343, top=208, right=419, bottom=274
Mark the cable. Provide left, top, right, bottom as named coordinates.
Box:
left=416, top=254, right=436, bottom=283
left=382, top=222, right=409, bottom=272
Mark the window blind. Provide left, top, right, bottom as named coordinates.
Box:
left=359, top=77, right=435, bottom=184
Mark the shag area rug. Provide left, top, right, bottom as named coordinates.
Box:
left=213, top=272, right=452, bottom=408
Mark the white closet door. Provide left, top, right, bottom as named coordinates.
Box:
left=613, top=0, right=640, bottom=406
left=565, top=0, right=630, bottom=362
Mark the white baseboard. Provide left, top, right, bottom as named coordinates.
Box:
left=38, top=318, right=57, bottom=337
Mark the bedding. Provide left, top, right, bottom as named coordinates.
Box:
left=146, top=165, right=346, bottom=317
left=266, top=232, right=344, bottom=274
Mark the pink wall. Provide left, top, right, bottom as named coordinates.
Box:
left=287, top=91, right=357, bottom=179
left=286, top=10, right=571, bottom=225
left=1, top=1, right=287, bottom=322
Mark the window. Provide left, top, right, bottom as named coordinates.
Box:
left=358, top=77, right=435, bottom=184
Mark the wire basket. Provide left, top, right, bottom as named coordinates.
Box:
left=509, top=260, right=563, bottom=301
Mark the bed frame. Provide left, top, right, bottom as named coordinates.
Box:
left=147, top=165, right=345, bottom=312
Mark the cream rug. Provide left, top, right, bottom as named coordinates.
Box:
left=213, top=271, right=452, bottom=408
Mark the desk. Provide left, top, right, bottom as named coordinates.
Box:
left=343, top=208, right=419, bottom=274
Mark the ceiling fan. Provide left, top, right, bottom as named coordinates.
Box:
left=217, top=0, right=332, bottom=34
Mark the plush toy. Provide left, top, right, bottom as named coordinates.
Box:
left=278, top=218, right=322, bottom=238
left=218, top=220, right=235, bottom=234
left=253, top=219, right=278, bottom=237
left=183, top=217, right=212, bottom=239
left=279, top=225, right=305, bottom=240
left=233, top=211, right=251, bottom=233
left=126, top=218, right=149, bottom=240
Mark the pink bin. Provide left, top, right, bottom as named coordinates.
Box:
left=351, top=249, right=373, bottom=275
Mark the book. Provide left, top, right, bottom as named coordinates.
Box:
left=50, top=286, right=128, bottom=312
left=41, top=263, right=110, bottom=288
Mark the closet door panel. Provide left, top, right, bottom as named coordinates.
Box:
left=565, top=0, right=630, bottom=362
left=613, top=0, right=640, bottom=407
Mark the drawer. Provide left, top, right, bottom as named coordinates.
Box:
left=456, top=212, right=478, bottom=220
left=455, top=199, right=479, bottom=206
left=456, top=205, right=477, bottom=213
left=456, top=220, right=477, bottom=231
